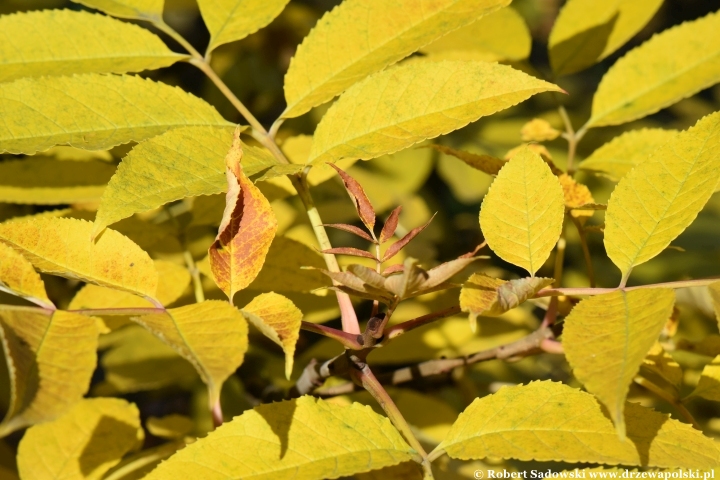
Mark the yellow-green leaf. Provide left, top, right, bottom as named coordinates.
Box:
left=549, top=0, right=663, bottom=76
left=242, top=292, right=302, bottom=380
left=0, top=10, right=186, bottom=84
left=0, top=310, right=98, bottom=437
left=0, top=158, right=116, bottom=205
left=133, top=301, right=248, bottom=407
left=563, top=289, right=675, bottom=439
left=308, top=61, right=561, bottom=165
left=432, top=380, right=720, bottom=468
left=17, top=398, right=143, bottom=480
left=146, top=414, right=194, bottom=439
left=154, top=260, right=191, bottom=306
left=687, top=354, right=720, bottom=402
left=421, top=6, right=531, bottom=62
left=641, top=343, right=683, bottom=389
left=0, top=242, right=52, bottom=308
left=144, top=396, right=414, bottom=479
left=282, top=0, right=511, bottom=118
left=0, top=73, right=231, bottom=155
left=199, top=0, right=290, bottom=53
left=479, top=147, right=565, bottom=276
left=71, top=0, right=164, bottom=21
left=579, top=128, right=677, bottom=181
left=0, top=217, right=158, bottom=299
left=604, top=112, right=720, bottom=278
left=588, top=11, right=720, bottom=128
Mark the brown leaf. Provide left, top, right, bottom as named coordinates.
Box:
left=322, top=223, right=375, bottom=243
left=321, top=247, right=378, bottom=260
left=329, top=164, right=376, bottom=232
left=382, top=214, right=436, bottom=262
left=428, top=144, right=505, bottom=176
left=383, top=258, right=428, bottom=299
left=382, top=264, right=405, bottom=276
left=418, top=257, right=480, bottom=290
left=460, top=274, right=554, bottom=319
left=346, top=264, right=386, bottom=289
left=379, top=206, right=403, bottom=244
left=313, top=268, right=393, bottom=302
left=209, top=128, right=278, bottom=302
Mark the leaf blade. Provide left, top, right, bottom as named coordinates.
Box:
left=71, top=0, right=164, bottom=21
left=0, top=242, right=52, bottom=308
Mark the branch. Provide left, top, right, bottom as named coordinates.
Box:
left=300, top=322, right=363, bottom=349
left=383, top=306, right=461, bottom=342
left=291, top=354, right=349, bottom=397
left=536, top=277, right=720, bottom=298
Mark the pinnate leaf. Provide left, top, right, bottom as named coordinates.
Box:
left=133, top=300, right=248, bottom=408
left=72, top=0, right=164, bottom=21
left=0, top=74, right=230, bottom=155
left=209, top=131, right=278, bottom=302
left=460, top=274, right=553, bottom=321
left=17, top=398, right=142, bottom=480
left=379, top=206, right=402, bottom=244
left=322, top=247, right=378, bottom=260
left=242, top=292, right=302, bottom=379
left=330, top=164, right=376, bottom=231
left=323, top=223, right=375, bottom=242
left=144, top=396, right=415, bottom=479
left=383, top=214, right=434, bottom=262
left=308, top=61, right=561, bottom=165
left=429, top=144, right=505, bottom=176
left=282, top=0, right=511, bottom=118
left=563, top=289, right=675, bottom=439
left=588, top=11, right=720, bottom=128
left=0, top=310, right=98, bottom=437
left=0, top=242, right=52, bottom=308
left=433, top=380, right=720, bottom=468
left=199, top=0, right=291, bottom=53
left=604, top=112, right=720, bottom=277
left=480, top=147, right=565, bottom=276
left=0, top=217, right=158, bottom=299
left=0, top=10, right=185, bottom=84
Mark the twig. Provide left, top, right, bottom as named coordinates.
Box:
left=292, top=354, right=348, bottom=397
left=211, top=400, right=224, bottom=428
left=68, top=307, right=166, bottom=316
left=536, top=277, right=720, bottom=298
left=183, top=250, right=205, bottom=303
left=383, top=306, right=461, bottom=342
left=634, top=376, right=700, bottom=430
left=301, top=322, right=363, bottom=349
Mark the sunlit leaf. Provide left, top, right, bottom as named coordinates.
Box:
left=563, top=289, right=675, bottom=439
left=282, top=0, right=511, bottom=118
left=144, top=396, right=415, bottom=479
left=604, top=112, right=720, bottom=278
left=71, top=0, right=164, bottom=21
left=433, top=381, right=720, bottom=468
left=0, top=242, right=52, bottom=308
left=480, top=147, right=565, bottom=276
left=520, top=118, right=561, bottom=142
left=559, top=174, right=595, bottom=223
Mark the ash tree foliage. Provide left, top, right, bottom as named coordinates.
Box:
left=3, top=0, right=720, bottom=478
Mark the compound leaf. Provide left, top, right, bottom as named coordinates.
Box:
left=604, top=112, right=720, bottom=278
left=308, top=61, right=561, bottom=165
left=563, top=289, right=675, bottom=439
left=144, top=396, right=415, bottom=479
left=479, top=147, right=565, bottom=276
left=0, top=242, right=52, bottom=308
left=71, top=0, right=164, bottom=21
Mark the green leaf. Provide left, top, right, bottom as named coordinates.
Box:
left=0, top=158, right=116, bottom=205
left=0, top=310, right=98, bottom=437
left=71, top=0, right=164, bottom=21
left=308, top=61, right=561, bottom=165
left=421, top=6, right=531, bottom=62
left=0, top=217, right=158, bottom=299
left=687, top=354, right=720, bottom=402
left=93, top=126, right=276, bottom=235
left=579, top=128, right=677, bottom=181
left=0, top=10, right=186, bottom=84
left=588, top=10, right=720, bottom=128
left=0, top=73, right=231, bottom=155
left=17, top=398, right=143, bottom=480
left=548, top=0, right=663, bottom=76
left=432, top=381, right=720, bottom=468
left=144, top=396, right=415, bottom=479
left=479, top=147, right=565, bottom=276
left=282, top=0, right=511, bottom=118
left=604, top=112, right=720, bottom=278
left=242, top=292, right=302, bottom=379
left=0, top=242, right=52, bottom=308
left=133, top=301, right=248, bottom=407
left=563, top=289, right=675, bottom=439
left=199, top=0, right=291, bottom=54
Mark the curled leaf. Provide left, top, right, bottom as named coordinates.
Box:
left=460, top=274, right=554, bottom=324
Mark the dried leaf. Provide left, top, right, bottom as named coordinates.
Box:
left=329, top=164, right=376, bottom=232
left=460, top=274, right=554, bottom=321
left=429, top=144, right=505, bottom=176
left=323, top=223, right=375, bottom=243
left=379, top=206, right=403, bottom=244
left=322, top=247, right=378, bottom=260
left=383, top=215, right=435, bottom=262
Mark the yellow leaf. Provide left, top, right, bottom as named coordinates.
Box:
left=520, top=118, right=561, bottom=142
left=479, top=147, right=565, bottom=276
left=209, top=132, right=278, bottom=302
left=436, top=147, right=495, bottom=204
left=604, top=112, right=720, bottom=278
left=154, top=260, right=191, bottom=306
left=17, top=398, right=143, bottom=480
left=0, top=242, right=52, bottom=308
left=199, top=0, right=291, bottom=53
left=0, top=310, right=98, bottom=437
left=71, top=0, right=164, bottom=21
left=282, top=0, right=511, bottom=118
left=421, top=6, right=531, bottom=62
left=688, top=355, right=720, bottom=402
left=0, top=74, right=231, bottom=155
left=308, top=60, right=561, bottom=165
left=133, top=300, right=248, bottom=407
left=460, top=274, right=553, bottom=325
left=641, top=343, right=683, bottom=389
left=563, top=289, right=675, bottom=439
left=558, top=173, right=595, bottom=222
left=0, top=10, right=185, bottom=84
left=146, top=414, right=194, bottom=439
left=579, top=128, right=677, bottom=181
left=588, top=11, right=720, bottom=128
left=144, top=396, right=415, bottom=479
left=0, top=158, right=115, bottom=205
left=0, top=217, right=158, bottom=299
left=432, top=380, right=720, bottom=468
left=548, top=0, right=663, bottom=76
left=242, top=292, right=302, bottom=379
